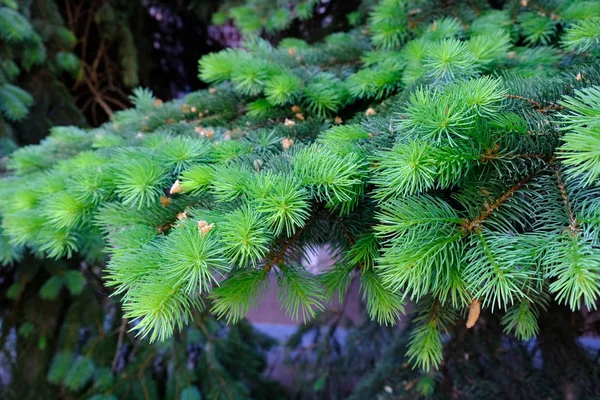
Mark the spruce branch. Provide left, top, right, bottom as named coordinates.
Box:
left=461, top=170, right=540, bottom=233
left=554, top=165, right=579, bottom=235
left=263, top=211, right=316, bottom=273
left=2, top=0, right=600, bottom=379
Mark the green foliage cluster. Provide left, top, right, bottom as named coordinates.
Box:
left=92, top=0, right=143, bottom=88
left=2, top=1, right=600, bottom=395
left=0, top=0, right=80, bottom=129
left=0, top=0, right=154, bottom=149
left=207, top=0, right=326, bottom=35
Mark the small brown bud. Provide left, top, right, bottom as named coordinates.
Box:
left=191, top=106, right=198, bottom=113
left=177, top=211, right=188, bottom=221
left=284, top=118, right=296, bottom=127
left=576, top=72, right=582, bottom=81
left=291, top=105, right=301, bottom=113
left=334, top=116, right=342, bottom=124
left=159, top=196, right=172, bottom=207
left=365, top=108, right=376, bottom=116
left=195, top=127, right=213, bottom=139
left=295, top=113, right=305, bottom=121
left=209, top=88, right=217, bottom=94
left=281, top=138, right=294, bottom=150
left=166, top=118, right=175, bottom=124
left=288, top=47, right=295, bottom=56
left=170, top=180, right=184, bottom=195
left=182, top=104, right=191, bottom=113
left=508, top=51, right=517, bottom=59
left=197, top=220, right=214, bottom=236
left=153, top=99, right=163, bottom=107
left=520, top=0, right=528, bottom=6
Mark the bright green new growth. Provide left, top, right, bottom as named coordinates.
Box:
left=2, top=0, right=600, bottom=375
left=558, top=86, right=600, bottom=184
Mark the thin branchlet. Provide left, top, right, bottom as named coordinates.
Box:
left=553, top=165, right=579, bottom=235
left=462, top=170, right=540, bottom=233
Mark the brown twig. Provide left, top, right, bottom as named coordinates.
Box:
left=65, top=0, right=130, bottom=124
left=505, top=94, right=543, bottom=109
left=505, top=94, right=564, bottom=113
left=136, top=350, right=158, bottom=379
left=336, top=216, right=355, bottom=247
left=480, top=151, right=547, bottom=163
left=102, top=94, right=130, bottom=110
left=263, top=215, right=316, bottom=272
left=462, top=172, right=538, bottom=233
left=553, top=166, right=579, bottom=235
left=111, top=317, right=128, bottom=372
left=85, top=77, right=114, bottom=118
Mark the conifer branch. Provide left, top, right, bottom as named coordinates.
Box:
left=505, top=94, right=543, bottom=109
left=263, top=213, right=316, bottom=272
left=479, top=146, right=547, bottom=162
left=504, top=94, right=564, bottom=113
left=553, top=166, right=579, bottom=235
left=462, top=171, right=539, bottom=233
left=336, top=216, right=356, bottom=247
left=111, top=317, right=128, bottom=372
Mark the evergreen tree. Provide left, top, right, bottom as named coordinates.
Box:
left=0, top=0, right=184, bottom=143
left=0, top=0, right=84, bottom=146
left=2, top=0, right=600, bottom=398
left=203, top=0, right=367, bottom=41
